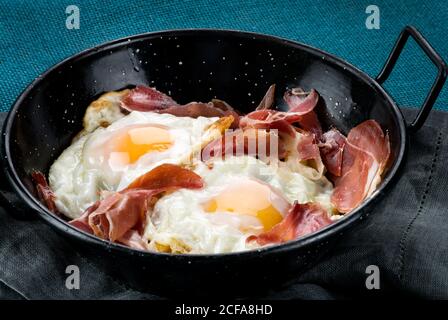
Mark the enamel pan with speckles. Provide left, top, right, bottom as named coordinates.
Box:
left=0, top=27, right=446, bottom=297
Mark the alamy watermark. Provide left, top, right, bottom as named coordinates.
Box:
left=365, top=265, right=380, bottom=290
left=65, top=265, right=80, bottom=290
left=365, top=5, right=380, bottom=30
left=66, top=5, right=80, bottom=30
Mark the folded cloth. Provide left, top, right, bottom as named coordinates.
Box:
left=1, top=108, right=448, bottom=299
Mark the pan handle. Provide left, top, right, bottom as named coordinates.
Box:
left=375, top=26, right=447, bottom=132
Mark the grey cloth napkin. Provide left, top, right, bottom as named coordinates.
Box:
left=1, top=108, right=448, bottom=300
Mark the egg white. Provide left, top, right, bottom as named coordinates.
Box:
left=49, top=111, right=218, bottom=219
left=144, top=155, right=334, bottom=254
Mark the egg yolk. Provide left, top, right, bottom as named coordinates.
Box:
left=109, top=125, right=172, bottom=165
left=203, top=179, right=286, bottom=232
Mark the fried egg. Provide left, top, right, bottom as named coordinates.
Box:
left=49, top=111, right=226, bottom=219
left=144, top=156, right=334, bottom=254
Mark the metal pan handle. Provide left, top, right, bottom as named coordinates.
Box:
left=375, top=26, right=447, bottom=132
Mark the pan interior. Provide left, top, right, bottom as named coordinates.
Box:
left=4, top=30, right=404, bottom=241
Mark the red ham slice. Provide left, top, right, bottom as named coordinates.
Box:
left=256, top=84, right=276, bottom=110
left=31, top=171, right=59, bottom=215
left=281, top=130, right=325, bottom=180
left=156, top=102, right=240, bottom=128
left=283, top=88, right=319, bottom=114
left=331, top=120, right=390, bottom=213
left=201, top=128, right=284, bottom=162
left=319, top=129, right=347, bottom=177
left=122, top=86, right=240, bottom=128
left=239, top=88, right=321, bottom=136
left=121, top=86, right=178, bottom=112
left=125, top=163, right=204, bottom=190
left=247, top=202, right=332, bottom=245
left=284, top=88, right=322, bottom=138
left=296, top=133, right=320, bottom=161
left=69, top=164, right=204, bottom=246
left=295, top=110, right=323, bottom=139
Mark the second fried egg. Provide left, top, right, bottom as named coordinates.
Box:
left=144, top=156, right=334, bottom=254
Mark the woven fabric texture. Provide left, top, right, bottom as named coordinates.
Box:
left=0, top=0, right=447, bottom=113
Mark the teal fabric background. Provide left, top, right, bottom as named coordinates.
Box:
left=0, top=0, right=447, bottom=113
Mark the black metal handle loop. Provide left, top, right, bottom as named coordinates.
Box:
left=376, top=26, right=447, bottom=132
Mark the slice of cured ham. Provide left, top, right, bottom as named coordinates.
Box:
left=121, top=86, right=178, bottom=112
left=121, top=86, right=240, bottom=128
left=69, top=164, right=204, bottom=247
left=201, top=128, right=284, bottom=162
left=331, top=120, right=390, bottom=213
left=31, top=171, right=59, bottom=214
left=319, top=129, right=347, bottom=177
left=247, top=202, right=332, bottom=245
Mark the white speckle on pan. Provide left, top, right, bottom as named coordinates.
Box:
left=209, top=87, right=213, bottom=91
left=135, top=49, right=140, bottom=53
left=244, top=61, right=249, bottom=65
left=178, top=61, right=183, bottom=65
left=254, top=83, right=258, bottom=86
left=153, top=52, right=157, bottom=56
left=176, top=44, right=180, bottom=48
left=248, top=92, right=252, bottom=96
left=209, top=71, right=213, bottom=75
left=222, top=56, right=226, bottom=60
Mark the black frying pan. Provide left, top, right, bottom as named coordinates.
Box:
left=0, top=26, right=446, bottom=297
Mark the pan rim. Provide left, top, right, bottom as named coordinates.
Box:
left=1, top=28, right=407, bottom=260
